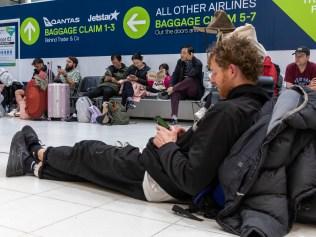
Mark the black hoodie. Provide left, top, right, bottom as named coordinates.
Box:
left=141, top=84, right=270, bottom=199
left=126, top=63, right=151, bottom=86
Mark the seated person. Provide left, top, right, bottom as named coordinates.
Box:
left=14, top=89, right=30, bottom=120
left=147, top=63, right=172, bottom=94
left=7, top=37, right=269, bottom=206
left=119, top=53, right=150, bottom=109
left=83, top=54, right=128, bottom=102
left=0, top=68, right=23, bottom=114
left=15, top=58, right=48, bottom=119
left=54, top=56, right=81, bottom=93
left=285, top=46, right=316, bottom=88
left=273, top=63, right=284, bottom=95
left=0, top=92, right=5, bottom=117
left=168, top=46, right=204, bottom=124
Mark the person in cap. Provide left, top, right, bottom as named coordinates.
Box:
left=285, top=46, right=316, bottom=88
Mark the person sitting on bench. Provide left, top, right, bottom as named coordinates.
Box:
left=167, top=46, right=204, bottom=124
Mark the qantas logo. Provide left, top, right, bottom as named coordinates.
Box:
left=43, top=17, right=80, bottom=27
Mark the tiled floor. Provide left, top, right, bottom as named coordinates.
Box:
left=0, top=117, right=314, bottom=237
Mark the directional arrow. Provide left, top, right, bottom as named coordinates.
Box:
left=123, top=7, right=150, bottom=39
left=273, top=0, right=316, bottom=42
left=24, top=22, right=35, bottom=41
left=21, top=17, right=40, bottom=45
left=127, top=13, right=146, bottom=32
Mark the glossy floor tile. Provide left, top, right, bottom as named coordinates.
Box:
left=0, top=117, right=315, bottom=236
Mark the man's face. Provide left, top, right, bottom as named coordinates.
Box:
left=133, top=59, right=143, bottom=69
left=295, top=53, right=309, bottom=67
left=180, top=48, right=192, bottom=61
left=65, top=58, right=75, bottom=71
left=210, top=57, right=233, bottom=98
left=112, top=58, right=122, bottom=69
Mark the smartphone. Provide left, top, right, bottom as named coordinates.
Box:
left=154, top=116, right=170, bottom=129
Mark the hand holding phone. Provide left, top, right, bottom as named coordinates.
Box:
left=128, top=75, right=137, bottom=81
left=153, top=116, right=180, bottom=148
left=154, top=116, right=170, bottom=130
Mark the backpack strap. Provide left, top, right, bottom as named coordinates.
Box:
left=171, top=185, right=224, bottom=221
left=172, top=205, right=203, bottom=221
left=0, top=71, right=7, bottom=77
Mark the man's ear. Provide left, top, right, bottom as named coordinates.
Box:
left=228, top=64, right=237, bottom=77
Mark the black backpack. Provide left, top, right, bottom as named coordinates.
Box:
left=172, top=184, right=224, bottom=221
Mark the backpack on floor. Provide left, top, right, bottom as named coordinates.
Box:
left=108, top=100, right=129, bottom=125
left=172, top=184, right=225, bottom=222
left=76, top=96, right=93, bottom=123
left=88, top=105, right=102, bottom=123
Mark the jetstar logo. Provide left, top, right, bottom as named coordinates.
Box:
left=88, top=10, right=120, bottom=22
left=43, top=17, right=80, bottom=27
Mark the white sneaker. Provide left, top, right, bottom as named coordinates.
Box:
left=194, top=107, right=207, bottom=120
left=7, top=109, right=17, bottom=117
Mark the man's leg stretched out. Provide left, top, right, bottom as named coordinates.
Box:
left=6, top=37, right=270, bottom=205
left=6, top=125, right=147, bottom=200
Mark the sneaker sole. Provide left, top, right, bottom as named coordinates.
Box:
left=21, top=125, right=40, bottom=144
left=6, top=132, right=28, bottom=177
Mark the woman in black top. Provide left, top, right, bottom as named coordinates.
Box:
left=120, top=53, right=150, bottom=109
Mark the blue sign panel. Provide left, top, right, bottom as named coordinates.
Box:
left=0, top=0, right=314, bottom=58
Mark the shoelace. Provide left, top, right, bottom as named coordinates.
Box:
left=116, top=141, right=130, bottom=148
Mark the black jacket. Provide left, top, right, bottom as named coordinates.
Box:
left=99, top=64, right=128, bottom=91
left=171, top=56, right=204, bottom=97
left=104, top=63, right=128, bottom=81
left=216, top=86, right=316, bottom=237
left=126, top=63, right=150, bottom=86
left=142, top=84, right=270, bottom=199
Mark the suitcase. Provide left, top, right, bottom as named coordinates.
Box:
left=48, top=83, right=70, bottom=119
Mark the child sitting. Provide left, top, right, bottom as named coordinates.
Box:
left=147, top=63, right=171, bottom=97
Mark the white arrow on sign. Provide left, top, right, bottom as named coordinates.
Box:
left=127, top=13, right=146, bottom=32
left=24, top=22, right=36, bottom=41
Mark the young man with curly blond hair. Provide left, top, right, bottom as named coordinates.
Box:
left=6, top=36, right=270, bottom=203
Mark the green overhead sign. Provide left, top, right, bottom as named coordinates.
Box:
left=123, top=6, right=150, bottom=39
left=273, top=0, right=316, bottom=42
left=20, top=17, right=40, bottom=45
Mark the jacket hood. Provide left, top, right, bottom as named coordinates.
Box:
left=287, top=87, right=316, bottom=130
left=267, top=86, right=316, bottom=133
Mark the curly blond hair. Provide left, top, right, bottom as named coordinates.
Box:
left=208, top=36, right=263, bottom=82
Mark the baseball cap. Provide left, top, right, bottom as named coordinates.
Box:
left=292, top=46, right=310, bottom=56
